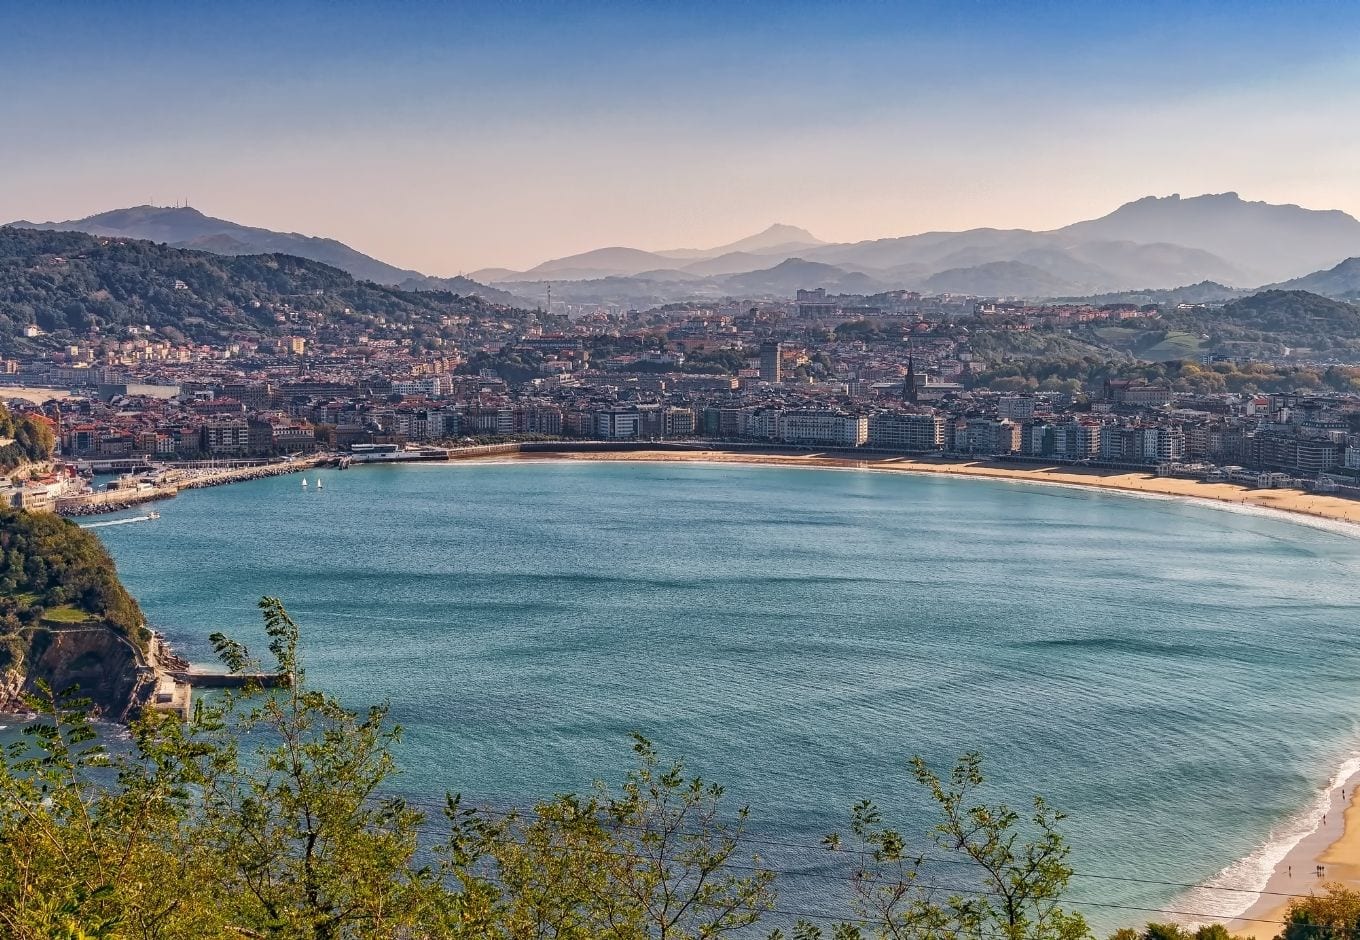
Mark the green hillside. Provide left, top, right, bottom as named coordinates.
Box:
left=1163, top=289, right=1360, bottom=359
left=0, top=227, right=505, bottom=353
left=0, top=508, right=146, bottom=647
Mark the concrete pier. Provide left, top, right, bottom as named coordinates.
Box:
left=169, top=670, right=292, bottom=689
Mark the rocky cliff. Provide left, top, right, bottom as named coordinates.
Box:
left=1, top=506, right=154, bottom=720
left=0, top=622, right=152, bottom=720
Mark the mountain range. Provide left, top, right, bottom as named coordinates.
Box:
left=477, top=194, right=1360, bottom=303
left=11, top=193, right=1360, bottom=304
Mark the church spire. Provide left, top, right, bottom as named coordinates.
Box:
left=904, top=355, right=919, bottom=404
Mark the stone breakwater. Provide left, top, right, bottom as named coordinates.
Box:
left=58, top=486, right=179, bottom=516
left=57, top=458, right=319, bottom=517
left=175, top=460, right=317, bottom=492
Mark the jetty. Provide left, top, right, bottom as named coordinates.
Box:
left=57, top=456, right=323, bottom=517
left=168, top=669, right=292, bottom=690
left=140, top=631, right=291, bottom=719
left=146, top=667, right=291, bottom=720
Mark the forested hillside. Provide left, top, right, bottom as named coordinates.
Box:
left=1146, top=290, right=1360, bottom=360
left=0, top=227, right=505, bottom=351
left=965, top=291, right=1360, bottom=382
left=0, top=508, right=146, bottom=644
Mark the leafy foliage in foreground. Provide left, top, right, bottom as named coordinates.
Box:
left=0, top=596, right=1282, bottom=939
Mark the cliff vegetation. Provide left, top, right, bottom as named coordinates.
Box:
left=0, top=507, right=148, bottom=715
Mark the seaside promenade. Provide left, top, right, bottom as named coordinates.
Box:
left=50, top=441, right=1360, bottom=530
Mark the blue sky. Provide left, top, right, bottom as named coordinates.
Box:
left=4, top=1, right=1360, bottom=272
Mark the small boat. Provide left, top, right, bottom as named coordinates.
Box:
left=301, top=478, right=308, bottom=488
left=315, top=478, right=323, bottom=490
left=147, top=511, right=160, bottom=520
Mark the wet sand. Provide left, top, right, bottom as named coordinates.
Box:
left=504, top=449, right=1360, bottom=530
left=1231, top=778, right=1360, bottom=939
left=500, top=446, right=1360, bottom=938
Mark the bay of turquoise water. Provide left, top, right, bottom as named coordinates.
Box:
left=78, top=462, right=1360, bottom=929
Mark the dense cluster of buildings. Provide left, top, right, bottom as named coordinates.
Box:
left=5, top=289, right=1360, bottom=487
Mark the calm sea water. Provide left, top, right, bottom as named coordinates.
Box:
left=74, top=462, right=1360, bottom=928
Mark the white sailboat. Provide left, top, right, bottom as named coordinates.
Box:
left=315, top=477, right=323, bottom=490
left=301, top=477, right=308, bottom=488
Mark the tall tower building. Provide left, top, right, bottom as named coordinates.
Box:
left=903, top=356, right=919, bottom=404
left=760, top=341, right=782, bottom=383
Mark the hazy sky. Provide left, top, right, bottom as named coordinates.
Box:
left=4, top=0, right=1360, bottom=274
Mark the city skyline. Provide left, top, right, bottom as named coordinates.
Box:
left=5, top=0, right=1360, bottom=273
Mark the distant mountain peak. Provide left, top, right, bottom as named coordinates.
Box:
left=709, top=223, right=823, bottom=253
left=1057, top=192, right=1360, bottom=283
left=1266, top=255, right=1360, bottom=300
left=649, top=224, right=826, bottom=263
left=1108, top=191, right=1355, bottom=218
left=754, top=222, right=821, bottom=240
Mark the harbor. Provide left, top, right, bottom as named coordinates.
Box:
left=54, top=456, right=326, bottom=516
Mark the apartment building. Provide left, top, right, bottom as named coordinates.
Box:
left=779, top=410, right=868, bottom=447
left=867, top=411, right=945, bottom=451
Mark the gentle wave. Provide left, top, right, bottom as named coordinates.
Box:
left=1176, top=752, right=1360, bottom=923
left=1020, top=635, right=1209, bottom=658
left=95, top=459, right=1360, bottom=933
left=413, top=456, right=1360, bottom=542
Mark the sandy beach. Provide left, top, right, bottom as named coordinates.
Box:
left=499, top=446, right=1360, bottom=936
left=1228, top=770, right=1360, bottom=939
left=503, top=449, right=1360, bottom=531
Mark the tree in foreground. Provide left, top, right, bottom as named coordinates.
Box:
left=0, top=597, right=777, bottom=938
left=6, top=594, right=1251, bottom=940
left=781, top=752, right=1091, bottom=940
left=441, top=733, right=776, bottom=938
left=1109, top=925, right=1240, bottom=940
left=1277, top=884, right=1360, bottom=940
left=0, top=682, right=229, bottom=938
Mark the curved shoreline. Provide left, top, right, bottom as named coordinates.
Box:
left=80, top=449, right=1360, bottom=932
left=1221, top=760, right=1360, bottom=938
left=473, top=448, right=1360, bottom=536
left=462, top=447, right=1360, bottom=932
